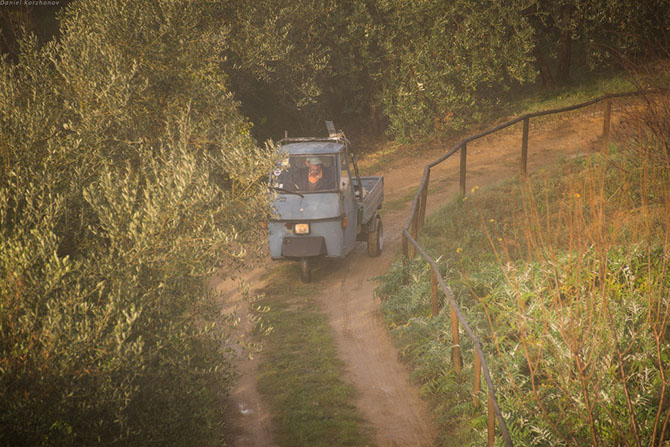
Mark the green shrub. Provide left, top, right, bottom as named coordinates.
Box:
left=0, top=1, right=276, bottom=445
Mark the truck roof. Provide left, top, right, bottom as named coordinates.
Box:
left=280, top=139, right=345, bottom=155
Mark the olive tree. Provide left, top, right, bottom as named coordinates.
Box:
left=222, top=0, right=384, bottom=138
left=526, top=0, right=670, bottom=87
left=376, top=0, right=537, bottom=141
left=0, top=0, right=275, bottom=445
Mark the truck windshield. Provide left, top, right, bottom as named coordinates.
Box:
left=270, top=154, right=337, bottom=193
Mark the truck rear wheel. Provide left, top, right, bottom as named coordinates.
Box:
left=367, top=215, right=383, bottom=257
left=300, top=258, right=312, bottom=283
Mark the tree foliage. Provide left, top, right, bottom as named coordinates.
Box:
left=0, top=0, right=275, bottom=445
left=526, top=0, right=670, bottom=87
left=224, top=0, right=669, bottom=141
left=4, top=1, right=668, bottom=142
left=222, top=0, right=384, bottom=138
left=375, top=0, right=538, bottom=141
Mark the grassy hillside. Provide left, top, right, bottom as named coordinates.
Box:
left=375, top=94, right=670, bottom=446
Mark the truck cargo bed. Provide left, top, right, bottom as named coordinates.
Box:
left=356, top=176, right=384, bottom=224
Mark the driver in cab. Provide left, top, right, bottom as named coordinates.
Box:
left=301, top=156, right=335, bottom=192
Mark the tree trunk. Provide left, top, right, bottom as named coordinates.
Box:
left=557, top=6, right=572, bottom=83
left=558, top=28, right=572, bottom=82
left=534, top=45, right=555, bottom=89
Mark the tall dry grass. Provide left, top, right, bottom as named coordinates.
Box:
left=485, top=90, right=670, bottom=446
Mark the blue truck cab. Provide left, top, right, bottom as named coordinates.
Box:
left=267, top=127, right=384, bottom=282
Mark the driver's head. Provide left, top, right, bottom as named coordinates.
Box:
left=305, top=157, right=324, bottom=176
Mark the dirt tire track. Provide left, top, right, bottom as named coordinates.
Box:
left=211, top=267, right=277, bottom=447
left=313, top=218, right=436, bottom=446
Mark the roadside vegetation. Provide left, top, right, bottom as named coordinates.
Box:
left=252, top=265, right=373, bottom=447
left=374, top=88, right=670, bottom=446
left=0, top=1, right=275, bottom=445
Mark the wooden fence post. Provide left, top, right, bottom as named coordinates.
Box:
left=418, top=170, right=430, bottom=231
left=408, top=210, right=417, bottom=260
left=402, top=233, right=408, bottom=258
left=416, top=192, right=423, bottom=232
left=430, top=268, right=439, bottom=317
left=521, top=117, right=529, bottom=176
left=488, top=392, right=495, bottom=447
left=450, top=304, right=462, bottom=373
left=459, top=142, right=467, bottom=197
left=473, top=350, right=482, bottom=408
left=602, top=99, right=612, bottom=153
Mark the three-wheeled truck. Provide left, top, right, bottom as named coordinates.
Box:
left=267, top=124, right=384, bottom=282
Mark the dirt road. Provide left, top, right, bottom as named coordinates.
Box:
left=214, top=102, right=629, bottom=446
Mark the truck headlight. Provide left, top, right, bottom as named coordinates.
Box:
left=294, top=223, right=310, bottom=235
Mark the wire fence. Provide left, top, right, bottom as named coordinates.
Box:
left=400, top=91, right=645, bottom=447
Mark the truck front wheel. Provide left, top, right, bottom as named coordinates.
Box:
left=300, top=257, right=312, bottom=283
left=367, top=215, right=383, bottom=257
